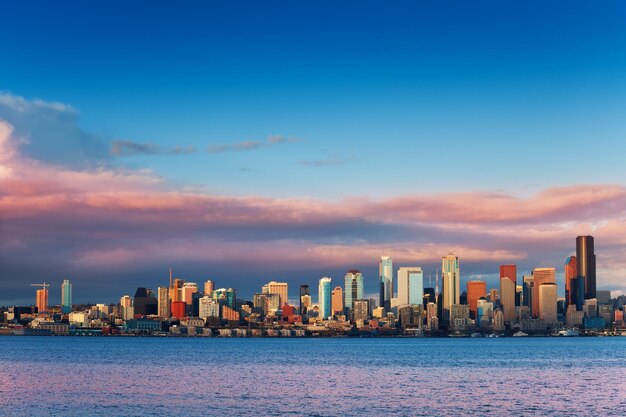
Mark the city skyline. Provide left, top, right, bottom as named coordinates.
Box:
left=2, top=2, right=626, bottom=304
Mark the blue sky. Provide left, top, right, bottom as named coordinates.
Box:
left=4, top=1, right=626, bottom=199
left=2, top=1, right=626, bottom=304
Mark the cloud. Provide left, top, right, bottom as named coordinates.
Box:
left=2, top=94, right=626, bottom=302
left=207, top=135, right=300, bottom=153
left=110, top=140, right=197, bottom=156
left=301, top=154, right=359, bottom=167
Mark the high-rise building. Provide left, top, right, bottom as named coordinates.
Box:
left=157, top=286, right=170, bottom=318
left=531, top=268, right=556, bottom=318
left=170, top=278, right=184, bottom=302
left=344, top=270, right=364, bottom=312
left=253, top=293, right=269, bottom=316
left=120, top=295, right=133, bottom=320
left=318, top=277, right=332, bottom=319
left=500, top=277, right=516, bottom=323
left=442, top=252, right=460, bottom=322
left=198, top=296, right=220, bottom=320
left=397, top=267, right=424, bottom=307
left=576, top=236, right=596, bottom=300
left=212, top=288, right=236, bottom=309
left=182, top=283, right=198, bottom=305
left=466, top=280, right=486, bottom=320
left=522, top=275, right=534, bottom=308
left=353, top=299, right=370, bottom=322
left=299, top=285, right=310, bottom=315
left=204, top=280, right=214, bottom=296
left=564, top=256, right=577, bottom=307
left=332, top=286, right=343, bottom=315
left=134, top=287, right=157, bottom=317
left=500, top=264, right=517, bottom=285
left=379, top=256, right=393, bottom=312
left=262, top=281, right=289, bottom=307
left=539, top=283, right=558, bottom=323
left=61, top=279, right=72, bottom=314
left=36, top=288, right=48, bottom=313
left=170, top=301, right=186, bottom=319
left=476, top=299, right=493, bottom=327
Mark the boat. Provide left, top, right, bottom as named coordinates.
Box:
left=471, top=332, right=482, bottom=338
left=512, top=331, right=529, bottom=337
left=558, top=329, right=580, bottom=337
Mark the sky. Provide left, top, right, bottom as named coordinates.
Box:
left=2, top=1, right=626, bottom=305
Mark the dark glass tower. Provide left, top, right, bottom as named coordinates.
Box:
left=576, top=236, right=596, bottom=300
left=299, top=285, right=310, bottom=315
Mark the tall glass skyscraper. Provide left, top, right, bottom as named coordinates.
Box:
left=379, top=256, right=393, bottom=312
left=442, top=252, right=460, bottom=323
left=61, top=279, right=72, bottom=314
left=397, top=267, right=423, bottom=307
left=344, top=270, right=364, bottom=313
left=318, top=277, right=332, bottom=319
left=576, top=235, right=596, bottom=300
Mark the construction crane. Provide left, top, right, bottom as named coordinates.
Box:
left=31, top=283, right=51, bottom=290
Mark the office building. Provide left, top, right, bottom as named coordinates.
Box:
left=538, top=283, right=557, bottom=323
left=531, top=268, right=555, bottom=318
left=466, top=280, right=486, bottom=320
left=564, top=256, right=577, bottom=307
left=353, top=299, right=370, bottom=322
left=476, top=299, right=493, bottom=327
left=576, top=236, right=596, bottom=300
left=133, top=287, right=157, bottom=317
left=379, top=256, right=393, bottom=312
left=262, top=281, right=289, bottom=307
left=299, top=285, right=310, bottom=315
left=500, top=264, right=517, bottom=285
left=332, top=286, right=343, bottom=315
left=204, top=280, right=214, bottom=296
left=36, top=288, right=48, bottom=313
left=170, top=300, right=186, bottom=319
left=181, top=283, right=198, bottom=305
left=157, top=286, right=170, bottom=318
left=442, top=252, right=460, bottom=322
left=344, top=270, right=364, bottom=312
left=397, top=267, right=424, bottom=307
left=318, top=277, right=332, bottom=319
left=500, top=276, right=516, bottom=323
left=199, top=296, right=220, bottom=320
left=61, top=279, right=72, bottom=314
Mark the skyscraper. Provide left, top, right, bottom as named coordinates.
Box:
left=204, top=280, right=214, bottom=296
left=332, top=286, right=343, bottom=315
left=120, top=295, right=133, bottom=320
left=500, top=277, right=516, bottom=323
left=379, top=256, right=393, bottom=312
left=522, top=275, right=534, bottom=308
left=564, top=256, right=577, bottom=307
left=157, top=286, right=170, bottom=318
left=576, top=236, right=596, bottom=300
left=61, top=279, right=72, bottom=314
left=442, top=252, right=460, bottom=322
left=318, top=277, right=332, bottom=319
left=344, top=270, right=364, bottom=312
left=262, top=281, right=289, bottom=307
left=531, top=268, right=556, bottom=318
left=397, top=267, right=424, bottom=307
left=466, top=280, right=486, bottom=319
left=499, top=264, right=517, bottom=285
left=182, top=282, right=198, bottom=305
left=299, top=285, right=310, bottom=314
left=36, top=288, right=48, bottom=313
left=134, top=287, right=157, bottom=317
left=539, top=283, right=558, bottom=323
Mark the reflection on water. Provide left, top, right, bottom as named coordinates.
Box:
left=0, top=337, right=625, bottom=416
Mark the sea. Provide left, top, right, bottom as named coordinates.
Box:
left=0, top=336, right=624, bottom=416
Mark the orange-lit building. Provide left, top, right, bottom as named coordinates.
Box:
left=222, top=305, right=240, bottom=321
left=466, top=280, right=486, bottom=319
left=171, top=301, right=186, bottom=319
left=332, top=286, right=343, bottom=315
left=36, top=289, right=48, bottom=313
left=532, top=268, right=556, bottom=318
left=170, top=278, right=184, bottom=302
left=500, top=264, right=517, bottom=285
left=564, top=256, right=577, bottom=306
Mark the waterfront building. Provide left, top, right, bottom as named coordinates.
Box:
left=442, top=252, right=460, bottom=323
left=379, top=256, right=393, bottom=312
left=500, top=277, right=516, bottom=323
left=157, top=286, right=170, bottom=318
left=426, top=302, right=438, bottom=329
left=531, top=268, right=556, bottom=318
left=332, top=286, right=343, bottom=315
left=36, top=288, right=48, bottom=313
left=476, top=299, right=493, bottom=327
left=450, top=304, right=470, bottom=330
left=538, top=283, right=558, bottom=323
left=397, top=267, right=424, bottom=307
left=318, top=277, right=332, bottom=319
left=120, top=295, right=134, bottom=320
left=565, top=305, right=584, bottom=327
left=564, top=256, right=577, bottom=307
left=576, top=236, right=596, bottom=300
left=262, top=281, right=289, bottom=307
left=596, top=290, right=611, bottom=305
left=299, top=285, right=310, bottom=314
left=584, top=298, right=598, bottom=317
left=182, top=283, right=198, bottom=305
left=466, top=280, right=486, bottom=319
left=61, top=279, right=72, bottom=314
left=500, top=264, right=517, bottom=286
left=199, top=296, right=220, bottom=320
left=493, top=308, right=505, bottom=331
left=204, top=280, right=214, bottom=296
left=344, top=270, right=364, bottom=313
left=134, top=287, right=157, bottom=317
left=353, top=299, right=370, bottom=322
left=171, top=300, right=186, bottom=319
left=253, top=293, right=269, bottom=316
